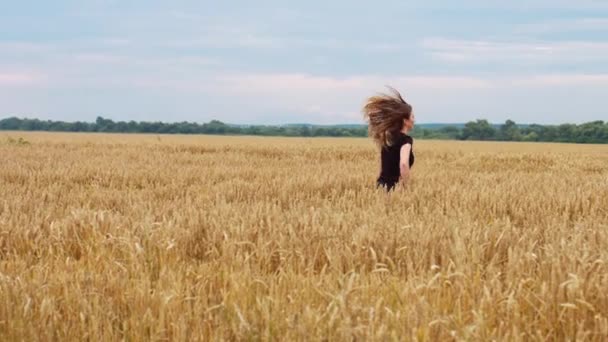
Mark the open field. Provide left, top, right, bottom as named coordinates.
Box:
left=1, top=131, right=608, bottom=341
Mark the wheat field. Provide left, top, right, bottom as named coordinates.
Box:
left=1, top=131, right=607, bottom=341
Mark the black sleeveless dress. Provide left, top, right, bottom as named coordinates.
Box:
left=376, top=133, right=414, bottom=191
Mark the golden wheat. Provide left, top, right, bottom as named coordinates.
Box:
left=1, top=131, right=607, bottom=341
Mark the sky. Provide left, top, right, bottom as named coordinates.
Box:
left=1, top=1, right=607, bottom=125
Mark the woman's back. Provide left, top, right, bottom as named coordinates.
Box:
left=378, top=133, right=414, bottom=185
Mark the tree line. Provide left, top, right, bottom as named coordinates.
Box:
left=1, top=116, right=607, bottom=143
left=421, top=119, right=608, bottom=144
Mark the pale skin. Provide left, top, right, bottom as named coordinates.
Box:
left=399, top=112, right=416, bottom=186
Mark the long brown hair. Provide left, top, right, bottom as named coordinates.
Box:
left=362, top=86, right=413, bottom=147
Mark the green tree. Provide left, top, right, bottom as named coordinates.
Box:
left=95, top=116, right=116, bottom=132
left=204, top=120, right=228, bottom=134
left=499, top=120, right=521, bottom=141
left=522, top=131, right=539, bottom=142
left=0, top=117, right=22, bottom=130
left=462, top=119, right=497, bottom=140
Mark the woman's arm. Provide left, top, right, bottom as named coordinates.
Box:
left=399, top=143, right=412, bottom=184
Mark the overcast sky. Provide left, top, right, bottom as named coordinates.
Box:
left=1, top=1, right=607, bottom=125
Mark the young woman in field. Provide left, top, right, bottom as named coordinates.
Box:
left=363, top=87, right=415, bottom=192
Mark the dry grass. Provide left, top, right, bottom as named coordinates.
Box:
left=1, top=131, right=607, bottom=341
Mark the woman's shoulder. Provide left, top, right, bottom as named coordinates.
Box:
left=400, top=133, right=413, bottom=145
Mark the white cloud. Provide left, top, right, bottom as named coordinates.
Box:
left=419, top=0, right=608, bottom=10
left=509, top=73, right=608, bottom=87
left=217, top=73, right=365, bottom=92
left=2, top=69, right=607, bottom=124
left=516, top=18, right=608, bottom=34
left=165, top=34, right=401, bottom=52
left=213, top=73, right=491, bottom=93
left=0, top=71, right=46, bottom=86
left=72, top=53, right=131, bottom=64
left=423, top=38, right=608, bottom=64
left=0, top=42, right=53, bottom=54
left=98, top=38, right=132, bottom=46
left=70, top=53, right=217, bottom=67
left=171, top=72, right=608, bottom=124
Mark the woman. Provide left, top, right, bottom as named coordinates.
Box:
left=363, top=86, right=415, bottom=191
